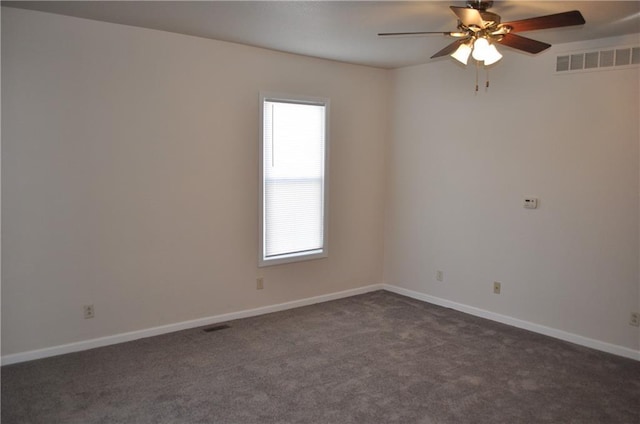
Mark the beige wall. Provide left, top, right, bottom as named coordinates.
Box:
left=1, top=7, right=389, bottom=355
left=2, top=7, right=639, bottom=359
left=384, top=34, right=640, bottom=351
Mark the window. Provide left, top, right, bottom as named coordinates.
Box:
left=259, top=93, right=329, bottom=266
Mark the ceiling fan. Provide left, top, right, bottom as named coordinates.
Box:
left=379, top=1, right=586, bottom=66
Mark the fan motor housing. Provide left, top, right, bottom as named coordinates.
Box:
left=467, top=0, right=494, bottom=11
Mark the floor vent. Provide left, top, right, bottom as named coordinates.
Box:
left=203, top=324, right=231, bottom=333
left=556, top=46, right=639, bottom=74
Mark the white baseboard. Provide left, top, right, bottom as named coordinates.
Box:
left=1, top=284, right=385, bottom=365
left=382, top=284, right=640, bottom=361
left=4, top=283, right=637, bottom=365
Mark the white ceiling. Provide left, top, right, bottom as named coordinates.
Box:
left=4, top=1, right=640, bottom=69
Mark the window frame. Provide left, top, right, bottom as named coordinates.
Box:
left=258, top=92, right=330, bottom=267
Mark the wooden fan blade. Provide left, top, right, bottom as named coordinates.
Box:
left=496, top=33, right=551, bottom=54
left=431, top=39, right=466, bottom=59
left=502, top=10, right=585, bottom=33
left=450, top=6, right=484, bottom=28
left=378, top=31, right=451, bottom=37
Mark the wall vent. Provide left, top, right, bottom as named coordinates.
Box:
left=203, top=324, right=231, bottom=333
left=556, top=45, right=639, bottom=74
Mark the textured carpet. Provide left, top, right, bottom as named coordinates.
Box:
left=2, top=290, right=639, bottom=423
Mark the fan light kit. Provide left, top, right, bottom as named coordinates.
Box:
left=453, top=37, right=503, bottom=65
left=379, top=1, right=586, bottom=91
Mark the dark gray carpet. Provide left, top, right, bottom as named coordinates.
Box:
left=2, top=290, right=639, bottom=423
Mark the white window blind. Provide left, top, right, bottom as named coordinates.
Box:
left=260, top=94, right=329, bottom=266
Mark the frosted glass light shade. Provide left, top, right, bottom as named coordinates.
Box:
left=451, top=43, right=472, bottom=65
left=483, top=44, right=503, bottom=65
left=472, top=37, right=490, bottom=61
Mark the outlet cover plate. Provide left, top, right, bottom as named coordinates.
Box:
left=84, top=304, right=95, bottom=319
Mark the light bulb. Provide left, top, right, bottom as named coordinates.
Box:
left=472, top=37, right=490, bottom=61
left=450, top=43, right=472, bottom=65
left=483, top=44, right=503, bottom=65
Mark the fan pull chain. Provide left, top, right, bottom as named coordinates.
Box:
left=486, top=68, right=490, bottom=90
left=475, top=61, right=479, bottom=93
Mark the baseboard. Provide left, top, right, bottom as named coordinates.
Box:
left=1, top=284, right=385, bottom=366
left=5, top=283, right=637, bottom=365
left=382, top=284, right=640, bottom=361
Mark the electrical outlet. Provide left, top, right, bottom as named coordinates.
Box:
left=436, top=270, right=444, bottom=282
left=493, top=282, right=501, bottom=294
left=84, top=304, right=95, bottom=319
left=256, top=277, right=264, bottom=290
left=630, top=312, right=640, bottom=327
